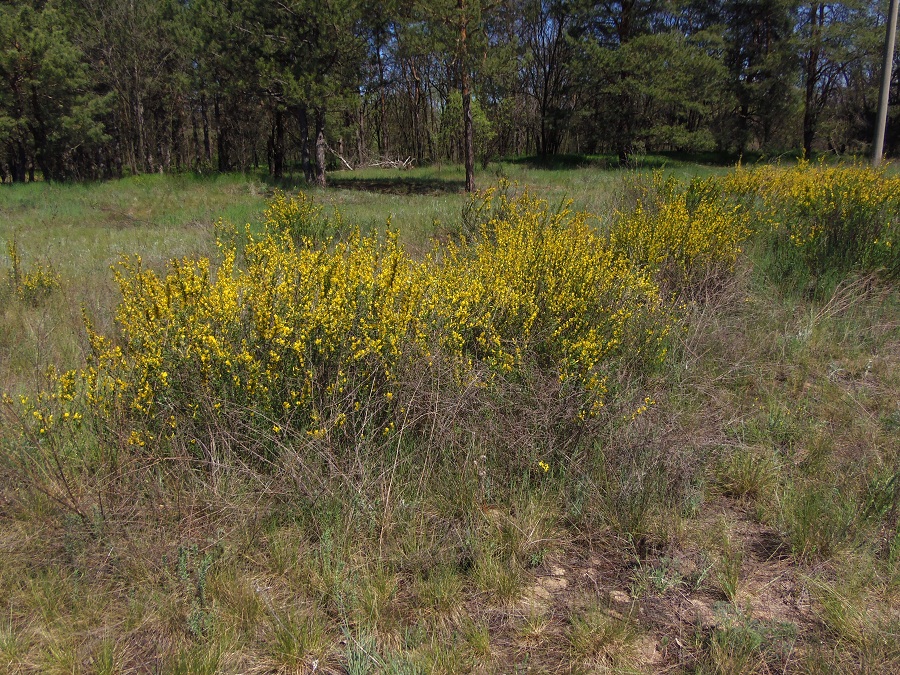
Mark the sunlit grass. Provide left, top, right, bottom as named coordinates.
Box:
left=1, top=160, right=899, bottom=672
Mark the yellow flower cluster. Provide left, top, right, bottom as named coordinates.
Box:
left=263, top=189, right=340, bottom=243
left=723, top=161, right=900, bottom=277
left=609, top=174, right=751, bottom=291
left=6, top=238, right=61, bottom=304
left=2, top=367, right=83, bottom=444
left=431, top=187, right=670, bottom=412
left=90, top=224, right=423, bottom=444
left=18, top=188, right=675, bottom=451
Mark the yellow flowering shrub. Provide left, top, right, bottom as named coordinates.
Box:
left=6, top=238, right=61, bottom=304
left=722, top=161, right=900, bottom=279
left=12, top=188, right=674, bottom=456
left=83, top=226, right=424, bottom=449
left=430, top=188, right=671, bottom=413
left=609, top=173, right=751, bottom=292
left=263, top=189, right=341, bottom=244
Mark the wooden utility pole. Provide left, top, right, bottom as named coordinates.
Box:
left=873, top=0, right=899, bottom=167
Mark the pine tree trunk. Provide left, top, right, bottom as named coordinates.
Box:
left=298, top=105, right=313, bottom=183
left=201, top=93, right=212, bottom=164
left=377, top=42, right=388, bottom=156
left=191, top=104, right=201, bottom=169
left=273, top=108, right=285, bottom=179
left=135, top=96, right=147, bottom=173
left=459, top=0, right=475, bottom=193
left=215, top=95, right=230, bottom=172
left=802, top=3, right=822, bottom=158
left=10, top=142, right=26, bottom=183
left=357, top=104, right=366, bottom=165
left=315, top=108, right=327, bottom=188
left=172, top=102, right=183, bottom=172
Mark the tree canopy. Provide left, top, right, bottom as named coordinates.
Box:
left=0, top=0, right=897, bottom=184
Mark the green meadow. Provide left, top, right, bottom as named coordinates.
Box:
left=1, top=160, right=899, bottom=674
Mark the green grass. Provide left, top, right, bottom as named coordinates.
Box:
left=1, top=161, right=899, bottom=672
left=323, top=158, right=724, bottom=248
left=0, top=159, right=722, bottom=278
left=0, top=172, right=264, bottom=273
left=0, top=172, right=268, bottom=392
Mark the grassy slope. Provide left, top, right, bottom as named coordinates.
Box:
left=0, top=164, right=898, bottom=674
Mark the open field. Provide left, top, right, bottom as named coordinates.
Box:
left=1, top=160, right=899, bottom=674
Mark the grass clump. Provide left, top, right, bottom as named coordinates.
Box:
left=266, top=609, right=334, bottom=672
left=776, top=482, right=857, bottom=563
left=716, top=446, right=779, bottom=502
left=567, top=598, right=642, bottom=669
left=715, top=526, right=744, bottom=605
left=699, top=613, right=798, bottom=675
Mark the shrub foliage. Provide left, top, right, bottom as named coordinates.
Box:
left=725, top=161, right=900, bottom=281
left=13, top=189, right=676, bottom=459
left=6, top=163, right=897, bottom=468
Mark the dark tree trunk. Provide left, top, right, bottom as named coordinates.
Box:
left=616, top=0, right=637, bottom=42
left=802, top=96, right=818, bottom=157
left=214, top=95, right=230, bottom=172
left=459, top=0, right=475, bottom=192
left=411, top=64, right=423, bottom=161
left=135, top=95, right=147, bottom=172
left=315, top=107, right=327, bottom=188
left=298, top=105, right=313, bottom=183
left=29, top=132, right=51, bottom=182
left=803, top=3, right=823, bottom=157
left=376, top=37, right=388, bottom=156
left=172, top=103, right=183, bottom=172
left=191, top=103, right=202, bottom=169
left=112, top=132, right=123, bottom=178
left=356, top=103, right=366, bottom=165
left=201, top=93, right=212, bottom=164
left=273, top=107, right=285, bottom=179
left=9, top=142, right=26, bottom=183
